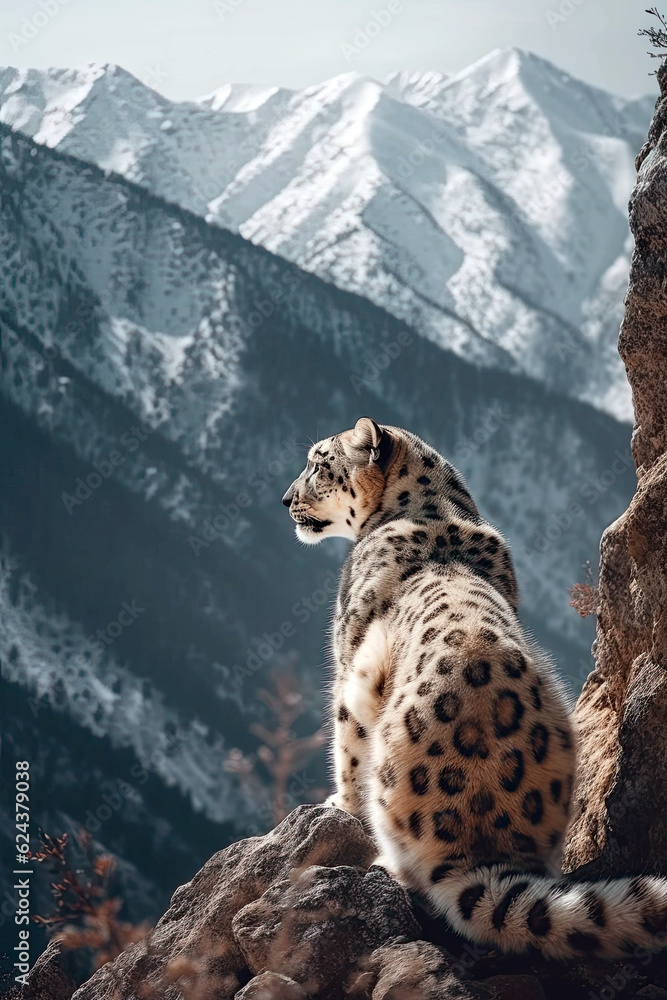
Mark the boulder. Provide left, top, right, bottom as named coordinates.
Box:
left=233, top=864, right=420, bottom=997
left=71, top=805, right=376, bottom=1000
left=5, top=941, right=76, bottom=1000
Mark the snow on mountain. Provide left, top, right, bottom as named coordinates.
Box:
left=0, top=555, right=249, bottom=823
left=0, top=50, right=654, bottom=421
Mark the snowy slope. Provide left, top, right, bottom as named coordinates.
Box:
left=0, top=50, right=654, bottom=421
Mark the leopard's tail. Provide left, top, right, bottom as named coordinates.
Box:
left=425, top=864, right=667, bottom=959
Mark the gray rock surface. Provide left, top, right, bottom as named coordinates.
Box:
left=233, top=864, right=420, bottom=997
left=235, top=971, right=309, bottom=999
left=12, top=804, right=667, bottom=999
left=565, top=61, right=667, bottom=878
left=5, top=942, right=76, bottom=1000
left=70, top=805, right=375, bottom=999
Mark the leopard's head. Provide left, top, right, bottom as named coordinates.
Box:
left=282, top=417, right=394, bottom=544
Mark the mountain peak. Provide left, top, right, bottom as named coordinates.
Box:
left=0, top=50, right=650, bottom=423
left=447, top=46, right=560, bottom=89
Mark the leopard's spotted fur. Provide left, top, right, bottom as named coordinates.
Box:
left=282, top=418, right=667, bottom=958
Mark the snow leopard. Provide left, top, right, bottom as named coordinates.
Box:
left=282, top=417, right=667, bottom=959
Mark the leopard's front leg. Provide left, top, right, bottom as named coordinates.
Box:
left=325, top=706, right=369, bottom=817
left=327, top=619, right=390, bottom=818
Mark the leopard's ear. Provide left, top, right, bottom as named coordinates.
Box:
left=351, top=417, right=383, bottom=454
left=342, top=417, right=389, bottom=466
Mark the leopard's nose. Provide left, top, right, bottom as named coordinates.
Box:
left=282, top=484, right=296, bottom=508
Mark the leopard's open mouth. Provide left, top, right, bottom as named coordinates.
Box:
left=292, top=511, right=332, bottom=532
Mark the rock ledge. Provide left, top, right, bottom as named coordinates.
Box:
left=12, top=805, right=667, bottom=1000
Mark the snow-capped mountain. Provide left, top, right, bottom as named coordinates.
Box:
left=0, top=49, right=654, bottom=421
left=0, top=50, right=649, bottom=948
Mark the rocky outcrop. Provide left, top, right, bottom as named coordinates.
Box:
left=68, top=805, right=527, bottom=1000
left=13, top=804, right=667, bottom=1000
left=231, top=864, right=422, bottom=995
left=72, top=806, right=378, bottom=999
left=5, top=942, right=76, bottom=1000
left=564, top=63, right=667, bottom=877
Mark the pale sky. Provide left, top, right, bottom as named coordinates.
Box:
left=0, top=0, right=659, bottom=101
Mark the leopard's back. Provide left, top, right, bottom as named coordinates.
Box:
left=333, top=518, right=575, bottom=885
left=364, top=557, right=574, bottom=884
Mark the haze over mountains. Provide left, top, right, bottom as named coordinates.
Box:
left=0, top=49, right=651, bottom=940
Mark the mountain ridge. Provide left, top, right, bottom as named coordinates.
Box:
left=0, top=48, right=655, bottom=421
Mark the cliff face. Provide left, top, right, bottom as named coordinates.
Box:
left=565, top=64, right=667, bottom=874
